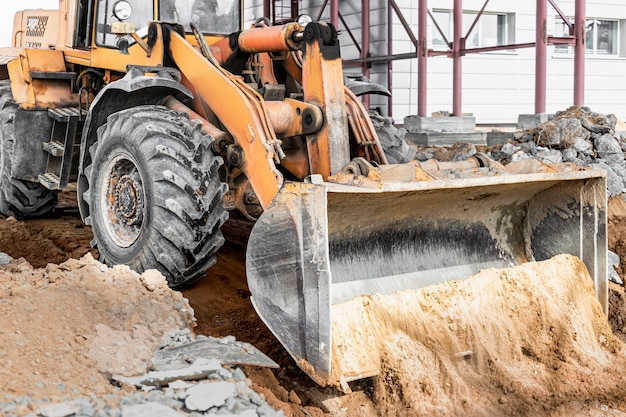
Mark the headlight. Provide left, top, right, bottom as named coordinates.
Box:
left=113, top=1, right=132, bottom=21
left=296, top=14, right=313, bottom=27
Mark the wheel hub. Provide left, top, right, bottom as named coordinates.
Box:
left=115, top=174, right=143, bottom=225
left=101, top=155, right=146, bottom=248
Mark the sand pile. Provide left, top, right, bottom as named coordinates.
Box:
left=0, top=253, right=195, bottom=403
left=331, top=255, right=626, bottom=416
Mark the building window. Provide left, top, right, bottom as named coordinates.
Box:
left=592, top=19, right=618, bottom=55
left=555, top=18, right=619, bottom=55
left=432, top=10, right=510, bottom=50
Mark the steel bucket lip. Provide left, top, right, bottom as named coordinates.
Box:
left=322, top=167, right=607, bottom=194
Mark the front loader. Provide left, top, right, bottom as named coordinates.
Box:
left=0, top=0, right=607, bottom=387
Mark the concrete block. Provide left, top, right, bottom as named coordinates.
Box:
left=517, top=113, right=548, bottom=130
left=404, top=115, right=476, bottom=133
left=486, top=130, right=513, bottom=146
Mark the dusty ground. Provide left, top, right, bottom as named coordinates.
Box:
left=3, top=188, right=626, bottom=416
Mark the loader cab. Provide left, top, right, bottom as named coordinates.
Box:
left=87, top=0, right=240, bottom=50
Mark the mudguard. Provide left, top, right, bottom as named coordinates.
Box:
left=77, top=67, right=193, bottom=222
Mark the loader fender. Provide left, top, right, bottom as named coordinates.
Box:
left=77, top=67, right=193, bottom=222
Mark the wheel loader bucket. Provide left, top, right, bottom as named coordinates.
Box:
left=245, top=162, right=607, bottom=386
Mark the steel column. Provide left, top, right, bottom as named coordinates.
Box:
left=362, top=0, right=371, bottom=107
left=574, top=0, right=585, bottom=106
left=388, top=2, right=394, bottom=117
left=418, top=0, right=427, bottom=116
left=535, top=0, right=547, bottom=114
left=452, top=0, right=462, bottom=116
left=330, top=0, right=339, bottom=28
left=263, top=0, right=270, bottom=19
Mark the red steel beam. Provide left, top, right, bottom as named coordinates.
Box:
left=390, top=0, right=418, bottom=47
left=339, top=13, right=362, bottom=54
left=361, top=0, right=370, bottom=77
left=452, top=0, right=463, bottom=116
left=362, top=0, right=371, bottom=107
left=315, top=0, right=329, bottom=21
left=418, top=0, right=428, bottom=116
left=388, top=2, right=394, bottom=117
left=536, top=0, right=547, bottom=114
left=574, top=0, right=585, bottom=106
left=330, top=0, right=339, bottom=28
left=549, top=0, right=573, bottom=32
left=465, top=0, right=490, bottom=42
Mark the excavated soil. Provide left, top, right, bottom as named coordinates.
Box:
left=3, top=188, right=626, bottom=416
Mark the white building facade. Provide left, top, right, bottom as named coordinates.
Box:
left=244, top=1, right=626, bottom=125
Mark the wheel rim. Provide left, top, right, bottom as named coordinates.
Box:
left=100, top=153, right=146, bottom=248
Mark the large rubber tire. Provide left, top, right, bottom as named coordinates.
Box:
left=84, top=106, right=228, bottom=288
left=0, top=80, right=58, bottom=218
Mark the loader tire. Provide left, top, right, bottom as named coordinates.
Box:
left=84, top=106, right=228, bottom=288
left=0, top=80, right=58, bottom=218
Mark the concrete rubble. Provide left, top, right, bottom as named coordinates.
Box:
left=0, top=331, right=284, bottom=417
left=0, top=252, right=283, bottom=417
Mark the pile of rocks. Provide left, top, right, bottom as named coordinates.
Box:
left=405, top=107, right=626, bottom=197
left=369, top=111, right=417, bottom=164
left=491, top=106, right=626, bottom=197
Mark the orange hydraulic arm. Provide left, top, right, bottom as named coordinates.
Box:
left=168, top=29, right=284, bottom=209
left=166, top=21, right=385, bottom=208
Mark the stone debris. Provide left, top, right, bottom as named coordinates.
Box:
left=113, top=334, right=278, bottom=390
left=151, top=336, right=279, bottom=372
left=369, top=111, right=416, bottom=163
left=183, top=381, right=236, bottom=411
left=37, top=402, right=77, bottom=417
left=0, top=251, right=11, bottom=265
left=0, top=253, right=283, bottom=417
left=500, top=106, right=625, bottom=197
left=121, top=402, right=185, bottom=417
left=2, top=336, right=284, bottom=417
left=114, top=357, right=224, bottom=387
left=610, top=250, right=624, bottom=285
left=98, top=332, right=283, bottom=416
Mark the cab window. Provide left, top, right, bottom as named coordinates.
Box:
left=160, top=0, right=240, bottom=34
left=95, top=0, right=154, bottom=47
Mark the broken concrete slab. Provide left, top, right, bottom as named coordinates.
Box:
left=183, top=381, right=236, bottom=411
left=114, top=358, right=223, bottom=387
left=150, top=336, right=279, bottom=372
left=121, top=402, right=185, bottom=417
left=37, top=402, right=77, bottom=417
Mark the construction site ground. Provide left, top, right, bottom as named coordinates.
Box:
left=3, top=186, right=626, bottom=416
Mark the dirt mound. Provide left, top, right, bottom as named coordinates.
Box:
left=0, top=253, right=194, bottom=403
left=331, top=255, right=626, bottom=416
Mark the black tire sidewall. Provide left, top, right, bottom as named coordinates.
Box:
left=89, top=135, right=154, bottom=266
